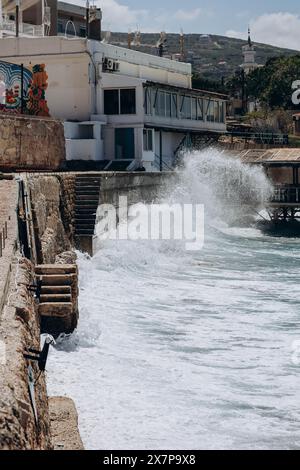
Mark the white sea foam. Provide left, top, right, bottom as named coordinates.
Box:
left=47, top=149, right=300, bottom=450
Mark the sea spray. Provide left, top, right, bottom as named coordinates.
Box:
left=47, top=148, right=300, bottom=450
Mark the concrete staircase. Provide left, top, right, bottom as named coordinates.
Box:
left=74, top=174, right=101, bottom=254
left=35, top=264, right=78, bottom=336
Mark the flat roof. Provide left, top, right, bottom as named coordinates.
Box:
left=58, top=1, right=102, bottom=19
left=144, top=81, right=228, bottom=100
left=231, top=149, right=300, bottom=164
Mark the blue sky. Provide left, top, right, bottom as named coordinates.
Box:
left=75, top=0, right=300, bottom=49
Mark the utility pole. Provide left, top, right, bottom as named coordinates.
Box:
left=85, top=0, right=89, bottom=39
left=15, top=0, right=20, bottom=38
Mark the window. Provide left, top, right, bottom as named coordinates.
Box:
left=165, top=93, right=172, bottom=117
left=104, top=89, right=119, bottom=114
left=79, top=27, right=86, bottom=38
left=207, top=100, right=215, bottom=122
left=57, top=21, right=64, bottom=33
left=157, top=91, right=166, bottom=116
left=181, top=96, right=191, bottom=120
left=143, top=129, right=153, bottom=152
left=192, top=98, right=197, bottom=120
left=197, top=98, right=203, bottom=121
left=171, top=94, right=177, bottom=118
left=144, top=88, right=152, bottom=115
left=214, top=101, right=220, bottom=122
left=104, top=88, right=136, bottom=115
left=120, top=89, right=136, bottom=114
left=220, top=102, right=225, bottom=123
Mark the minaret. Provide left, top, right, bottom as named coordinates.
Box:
left=241, top=27, right=258, bottom=74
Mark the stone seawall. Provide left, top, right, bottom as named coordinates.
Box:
left=0, top=171, right=169, bottom=449
left=0, top=257, right=51, bottom=449
left=0, top=115, right=65, bottom=171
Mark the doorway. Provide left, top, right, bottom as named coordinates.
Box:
left=115, top=128, right=135, bottom=160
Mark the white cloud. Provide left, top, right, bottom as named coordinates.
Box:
left=226, top=12, right=300, bottom=51
left=174, top=8, right=202, bottom=22
left=63, top=0, right=148, bottom=30
left=62, top=0, right=211, bottom=32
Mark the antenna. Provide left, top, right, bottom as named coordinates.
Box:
left=180, top=28, right=185, bottom=61
left=128, top=29, right=132, bottom=49
left=132, top=29, right=141, bottom=47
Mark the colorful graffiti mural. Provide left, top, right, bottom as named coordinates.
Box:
left=0, top=60, right=50, bottom=116
left=27, top=64, right=50, bottom=117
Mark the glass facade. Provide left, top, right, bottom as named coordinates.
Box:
left=144, top=87, right=225, bottom=123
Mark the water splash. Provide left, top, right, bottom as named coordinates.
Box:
left=169, top=148, right=273, bottom=225
left=47, top=149, right=300, bottom=451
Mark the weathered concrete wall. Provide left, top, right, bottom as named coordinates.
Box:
left=0, top=257, right=52, bottom=450
left=0, top=179, right=51, bottom=449
left=98, top=172, right=171, bottom=207
left=57, top=174, right=76, bottom=243
left=0, top=115, right=65, bottom=171
left=49, top=397, right=84, bottom=450
left=28, top=175, right=72, bottom=264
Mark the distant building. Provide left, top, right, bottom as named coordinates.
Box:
left=0, top=1, right=227, bottom=171
left=240, top=28, right=259, bottom=75
left=293, top=114, right=300, bottom=136
left=0, top=0, right=102, bottom=40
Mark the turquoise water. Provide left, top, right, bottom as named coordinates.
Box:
left=47, top=150, right=300, bottom=450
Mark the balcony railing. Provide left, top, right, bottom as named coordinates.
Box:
left=0, top=19, right=44, bottom=37
left=272, top=186, right=300, bottom=204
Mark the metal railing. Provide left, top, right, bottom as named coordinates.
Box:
left=0, top=221, right=8, bottom=258
left=272, top=186, right=300, bottom=204
left=228, top=131, right=289, bottom=146
left=0, top=19, right=44, bottom=37
left=154, top=154, right=174, bottom=171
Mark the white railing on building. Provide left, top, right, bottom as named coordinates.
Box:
left=0, top=19, right=44, bottom=37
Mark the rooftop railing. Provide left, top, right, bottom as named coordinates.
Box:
left=272, top=186, right=300, bottom=204
left=0, top=19, right=44, bottom=37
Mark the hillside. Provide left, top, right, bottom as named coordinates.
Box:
left=109, top=32, right=297, bottom=82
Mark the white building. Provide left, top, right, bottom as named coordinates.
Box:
left=0, top=36, right=227, bottom=170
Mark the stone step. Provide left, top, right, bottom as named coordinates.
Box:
left=39, top=302, right=73, bottom=318
left=75, top=189, right=100, bottom=195
left=75, top=225, right=95, bottom=232
left=41, top=285, right=72, bottom=295
left=75, top=194, right=99, bottom=201
left=76, top=229, right=95, bottom=235
left=75, top=179, right=100, bottom=183
left=75, top=200, right=99, bottom=206
left=75, top=213, right=96, bottom=219
left=75, top=207, right=97, bottom=212
left=35, top=264, right=77, bottom=275
left=40, top=294, right=72, bottom=303
left=75, top=206, right=97, bottom=212
left=37, top=274, right=74, bottom=286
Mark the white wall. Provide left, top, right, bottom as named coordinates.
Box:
left=0, top=37, right=92, bottom=120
